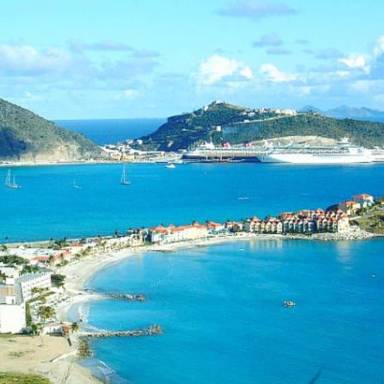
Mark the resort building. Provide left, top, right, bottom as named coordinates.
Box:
left=352, top=193, right=375, bottom=208
left=0, top=265, right=21, bottom=285
left=0, top=302, right=26, bottom=333
left=0, top=282, right=25, bottom=333
left=206, top=221, right=225, bottom=234
left=338, top=201, right=361, bottom=215
left=16, top=271, right=52, bottom=302
left=242, top=208, right=350, bottom=235
left=149, top=223, right=208, bottom=244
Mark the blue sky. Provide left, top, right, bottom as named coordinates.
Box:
left=0, top=0, right=383, bottom=118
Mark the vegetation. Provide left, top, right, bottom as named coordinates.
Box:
left=71, top=322, right=79, bottom=332
left=78, top=338, right=92, bottom=358
left=21, top=265, right=40, bottom=275
left=25, top=303, right=32, bottom=327
left=0, top=97, right=101, bottom=160
left=138, top=101, right=384, bottom=151
left=37, top=306, right=55, bottom=321
left=51, top=274, right=65, bottom=288
left=352, top=203, right=384, bottom=234
left=0, top=372, right=50, bottom=384
left=48, top=238, right=69, bottom=250
left=0, top=255, right=27, bottom=265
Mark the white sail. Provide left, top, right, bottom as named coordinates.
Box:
left=5, top=169, right=21, bottom=189
left=120, top=165, right=130, bottom=185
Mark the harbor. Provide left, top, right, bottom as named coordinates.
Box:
left=182, top=138, right=384, bottom=164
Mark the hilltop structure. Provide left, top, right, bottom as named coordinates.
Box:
left=136, top=101, right=384, bottom=151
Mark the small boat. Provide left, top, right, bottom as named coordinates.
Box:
left=282, top=300, right=296, bottom=308
left=5, top=169, right=21, bottom=189
left=166, top=163, right=176, bottom=169
left=120, top=165, right=131, bottom=185
left=73, top=180, right=81, bottom=189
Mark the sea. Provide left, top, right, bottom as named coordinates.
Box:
left=2, top=162, right=384, bottom=383
left=56, top=118, right=164, bottom=144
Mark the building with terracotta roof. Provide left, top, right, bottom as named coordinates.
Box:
left=352, top=193, right=375, bottom=208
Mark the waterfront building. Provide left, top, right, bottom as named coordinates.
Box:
left=16, top=271, right=52, bottom=302
left=352, top=193, right=375, bottom=208
left=206, top=221, right=225, bottom=234
left=149, top=223, right=208, bottom=244
left=0, top=265, right=21, bottom=285
left=0, top=282, right=25, bottom=333
left=224, top=221, right=244, bottom=232
left=0, top=302, right=26, bottom=333
left=338, top=201, right=361, bottom=215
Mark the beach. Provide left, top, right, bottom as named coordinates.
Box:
left=0, top=334, right=99, bottom=384
left=1, top=229, right=378, bottom=384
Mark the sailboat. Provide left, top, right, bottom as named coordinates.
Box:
left=120, top=165, right=130, bottom=185
left=5, top=169, right=21, bottom=189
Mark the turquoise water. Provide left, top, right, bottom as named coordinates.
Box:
left=1, top=163, right=384, bottom=242
left=87, top=239, right=384, bottom=384
left=2, top=163, right=384, bottom=382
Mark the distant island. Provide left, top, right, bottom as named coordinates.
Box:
left=0, top=98, right=102, bottom=162
left=136, top=101, right=384, bottom=151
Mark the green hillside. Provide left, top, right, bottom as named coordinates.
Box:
left=0, top=98, right=101, bottom=161
left=139, top=101, right=384, bottom=151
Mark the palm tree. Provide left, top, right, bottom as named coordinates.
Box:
left=38, top=306, right=55, bottom=321
left=71, top=322, right=79, bottom=333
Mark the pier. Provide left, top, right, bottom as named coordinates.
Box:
left=84, top=289, right=146, bottom=302
left=80, top=325, right=162, bottom=338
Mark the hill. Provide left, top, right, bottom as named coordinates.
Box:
left=139, top=101, right=384, bottom=151
left=0, top=98, right=102, bottom=161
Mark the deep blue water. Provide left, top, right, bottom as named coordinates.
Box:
left=1, top=163, right=384, bottom=242
left=87, top=239, right=384, bottom=384
left=55, top=118, right=164, bottom=144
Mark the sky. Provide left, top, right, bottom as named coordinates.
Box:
left=0, top=0, right=384, bottom=119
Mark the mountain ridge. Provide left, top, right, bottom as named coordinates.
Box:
left=138, top=101, right=384, bottom=151
left=0, top=98, right=102, bottom=161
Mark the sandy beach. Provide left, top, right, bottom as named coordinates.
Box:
left=0, top=334, right=100, bottom=383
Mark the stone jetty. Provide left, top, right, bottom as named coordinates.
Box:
left=80, top=325, right=162, bottom=339
left=84, top=289, right=146, bottom=302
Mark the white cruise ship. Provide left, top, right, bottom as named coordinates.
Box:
left=258, top=139, right=374, bottom=164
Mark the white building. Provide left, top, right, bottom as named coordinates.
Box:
left=0, top=265, right=21, bottom=285
left=0, top=282, right=25, bottom=333
left=0, top=303, right=26, bottom=333
left=17, top=271, right=52, bottom=302
left=150, top=223, right=208, bottom=244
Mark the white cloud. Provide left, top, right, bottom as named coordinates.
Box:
left=374, top=35, right=384, bottom=57
left=338, top=54, right=369, bottom=72
left=259, top=63, right=296, bottom=82
left=197, top=54, right=253, bottom=86
left=0, top=44, right=70, bottom=75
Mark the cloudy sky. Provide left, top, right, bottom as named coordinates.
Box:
left=1, top=0, right=384, bottom=118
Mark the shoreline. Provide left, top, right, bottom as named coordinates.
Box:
left=2, top=229, right=381, bottom=384
left=57, top=227, right=379, bottom=322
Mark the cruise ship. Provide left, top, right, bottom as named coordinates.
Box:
left=258, top=139, right=374, bottom=164
left=183, top=139, right=384, bottom=164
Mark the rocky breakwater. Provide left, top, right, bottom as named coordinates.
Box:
left=80, top=325, right=163, bottom=339
left=312, top=226, right=380, bottom=241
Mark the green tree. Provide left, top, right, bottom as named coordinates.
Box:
left=37, top=306, right=55, bottom=321
left=51, top=274, right=65, bottom=287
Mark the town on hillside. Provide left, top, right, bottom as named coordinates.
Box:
left=0, top=192, right=380, bottom=335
